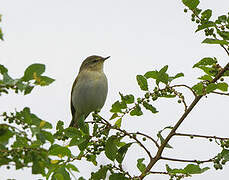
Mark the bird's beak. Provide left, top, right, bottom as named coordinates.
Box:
left=103, top=56, right=110, bottom=61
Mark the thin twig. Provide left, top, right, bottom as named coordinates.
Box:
left=211, top=91, right=229, bottom=96
left=149, top=171, right=185, bottom=178
left=161, top=156, right=214, bottom=163
left=112, top=164, right=132, bottom=179
left=149, top=171, right=170, bottom=175
left=221, top=45, right=229, bottom=57
left=135, top=132, right=160, bottom=148
left=175, top=133, right=229, bottom=141
left=101, top=117, right=153, bottom=161
left=172, top=84, right=197, bottom=97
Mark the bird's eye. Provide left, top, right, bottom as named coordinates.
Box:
left=92, top=59, right=99, bottom=63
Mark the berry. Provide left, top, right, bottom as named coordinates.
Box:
left=184, top=9, right=188, bottom=13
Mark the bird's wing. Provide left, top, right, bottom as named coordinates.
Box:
left=70, top=75, right=79, bottom=118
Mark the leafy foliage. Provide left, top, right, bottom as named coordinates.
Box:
left=0, top=14, right=3, bottom=41
left=0, top=64, right=55, bottom=95
left=1, top=1, right=229, bottom=179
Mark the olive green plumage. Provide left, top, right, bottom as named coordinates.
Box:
left=69, top=55, right=109, bottom=128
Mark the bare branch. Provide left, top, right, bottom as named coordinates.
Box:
left=161, top=156, right=214, bottom=164
left=175, top=133, right=229, bottom=141
left=221, top=45, right=229, bottom=57
left=211, top=91, right=229, bottom=96
left=135, top=132, right=160, bottom=148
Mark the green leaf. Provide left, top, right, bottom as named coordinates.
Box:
left=144, top=70, right=158, bottom=79
left=116, top=143, right=132, bottom=163
left=166, top=164, right=210, bottom=175
left=110, top=101, right=127, bottom=113
left=49, top=144, right=71, bottom=157
left=218, top=15, right=227, bottom=23
left=0, top=157, right=10, bottom=166
left=157, top=132, right=173, bottom=148
left=69, top=136, right=86, bottom=147
left=221, top=149, right=229, bottom=161
left=12, top=135, right=29, bottom=148
left=142, top=101, right=158, bottom=114
left=92, top=124, right=98, bottom=136
left=66, top=163, right=79, bottom=172
left=40, top=120, right=52, bottom=129
left=115, top=118, right=122, bottom=128
left=52, top=166, right=71, bottom=180
left=137, top=158, right=146, bottom=173
left=56, top=120, right=64, bottom=131
left=32, top=160, right=45, bottom=175
left=184, top=164, right=210, bottom=174
left=109, top=173, right=128, bottom=180
left=136, top=75, right=148, bottom=91
left=130, top=104, right=143, bottom=116
left=216, top=82, right=228, bottom=92
left=78, top=135, right=90, bottom=151
left=169, top=72, right=184, bottom=82
left=196, top=21, right=215, bottom=32
left=218, top=31, right=229, bottom=40
left=0, top=126, right=14, bottom=145
left=182, top=0, right=199, bottom=10
left=37, top=76, right=55, bottom=86
left=86, top=154, right=97, bottom=166
left=53, top=173, right=64, bottom=180
left=120, top=93, right=135, bottom=104
left=201, top=9, right=212, bottom=21
left=198, top=75, right=213, bottom=81
left=0, top=64, right=8, bottom=74
left=0, top=28, right=3, bottom=41
left=33, top=160, right=46, bottom=175
left=192, top=83, right=204, bottom=95
left=157, top=65, right=169, bottom=85
left=110, top=113, right=119, bottom=120
left=206, top=83, right=217, bottom=93
left=64, top=127, right=81, bottom=138
left=41, top=130, right=54, bottom=144
left=193, top=57, right=217, bottom=68
left=91, top=166, right=108, bottom=180
left=24, top=85, right=34, bottom=95
left=2, top=73, right=14, bottom=85
left=23, top=63, right=45, bottom=81
left=202, top=38, right=229, bottom=45
left=78, top=115, right=89, bottom=135
left=105, top=136, right=118, bottom=161
left=78, top=177, right=86, bottom=180
left=198, top=66, right=218, bottom=76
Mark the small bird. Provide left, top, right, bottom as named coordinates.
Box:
left=69, top=55, right=109, bottom=128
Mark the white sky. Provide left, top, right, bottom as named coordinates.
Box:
left=1, top=0, right=229, bottom=180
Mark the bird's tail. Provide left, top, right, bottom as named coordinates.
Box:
left=69, top=117, right=77, bottom=128
left=69, top=114, right=88, bottom=128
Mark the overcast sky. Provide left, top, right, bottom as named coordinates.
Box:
left=1, top=0, right=229, bottom=180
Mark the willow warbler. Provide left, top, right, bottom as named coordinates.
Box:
left=69, top=55, right=109, bottom=128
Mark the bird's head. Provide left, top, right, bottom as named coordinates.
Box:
left=79, top=55, right=110, bottom=72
